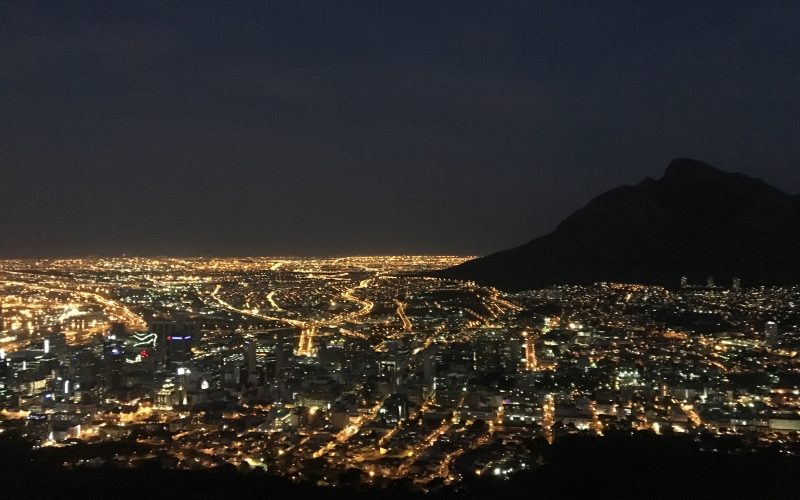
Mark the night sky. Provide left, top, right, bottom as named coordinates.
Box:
left=2, top=2, right=799, bottom=257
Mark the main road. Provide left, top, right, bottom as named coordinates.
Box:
left=207, top=275, right=378, bottom=356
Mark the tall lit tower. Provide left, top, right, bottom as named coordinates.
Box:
left=176, top=367, right=190, bottom=406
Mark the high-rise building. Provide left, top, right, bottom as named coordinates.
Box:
left=732, top=277, right=741, bottom=291
left=680, top=276, right=689, bottom=288
left=706, top=276, right=715, bottom=288
left=274, top=344, right=289, bottom=380
left=148, top=319, right=198, bottom=350
left=246, top=341, right=257, bottom=375
left=166, top=335, right=193, bottom=367
left=765, top=321, right=779, bottom=347
left=423, top=345, right=438, bottom=391
left=0, top=350, right=8, bottom=379
left=75, top=351, right=100, bottom=390
left=176, top=366, right=190, bottom=406
left=379, top=393, right=410, bottom=424
left=148, top=319, right=198, bottom=368
left=102, top=338, right=125, bottom=391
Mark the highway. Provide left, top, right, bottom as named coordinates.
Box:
left=395, top=298, right=412, bottom=331
left=208, top=275, right=377, bottom=356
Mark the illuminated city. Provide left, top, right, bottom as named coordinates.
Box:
left=4, top=2, right=800, bottom=497
left=2, top=257, right=800, bottom=492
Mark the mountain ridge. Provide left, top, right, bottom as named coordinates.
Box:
left=435, top=159, right=800, bottom=291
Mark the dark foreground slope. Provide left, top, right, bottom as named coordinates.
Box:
left=3, top=431, right=800, bottom=499
left=437, top=159, right=800, bottom=291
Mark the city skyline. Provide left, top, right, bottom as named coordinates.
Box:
left=1, top=256, right=800, bottom=497
left=3, top=2, right=800, bottom=497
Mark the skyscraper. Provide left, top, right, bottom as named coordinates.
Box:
left=765, top=321, right=779, bottom=347
left=102, top=338, right=125, bottom=391
left=148, top=319, right=198, bottom=368
left=246, top=341, right=257, bottom=375
left=423, top=345, right=438, bottom=392
left=76, top=351, right=100, bottom=391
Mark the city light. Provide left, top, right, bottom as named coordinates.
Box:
left=0, top=257, right=798, bottom=492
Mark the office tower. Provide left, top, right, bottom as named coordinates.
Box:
left=103, top=338, right=125, bottom=391
left=732, top=277, right=741, bottom=291
left=246, top=341, right=257, bottom=375
left=275, top=344, right=289, bottom=380
left=166, top=335, right=193, bottom=367
left=149, top=319, right=198, bottom=349
left=0, top=350, right=8, bottom=380
left=765, top=321, right=779, bottom=347
left=148, top=319, right=198, bottom=368
left=423, top=345, right=438, bottom=391
left=379, top=393, right=410, bottom=424
left=76, top=351, right=100, bottom=390
left=176, top=366, right=191, bottom=406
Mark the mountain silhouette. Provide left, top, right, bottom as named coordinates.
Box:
left=436, top=159, right=800, bottom=290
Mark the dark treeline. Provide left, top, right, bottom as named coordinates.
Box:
left=3, top=430, right=800, bottom=499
